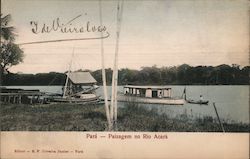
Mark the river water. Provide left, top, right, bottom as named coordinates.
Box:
left=4, top=85, right=249, bottom=124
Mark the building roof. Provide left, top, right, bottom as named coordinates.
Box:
left=68, top=72, right=97, bottom=84
left=124, top=85, right=171, bottom=90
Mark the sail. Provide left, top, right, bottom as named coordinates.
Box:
left=68, top=72, right=97, bottom=85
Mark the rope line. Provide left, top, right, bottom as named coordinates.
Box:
left=18, top=33, right=110, bottom=46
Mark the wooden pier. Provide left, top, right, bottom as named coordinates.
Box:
left=0, top=87, right=46, bottom=104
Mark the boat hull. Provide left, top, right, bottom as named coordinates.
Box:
left=52, top=95, right=99, bottom=104
left=117, top=94, right=185, bottom=105
left=186, top=100, right=209, bottom=105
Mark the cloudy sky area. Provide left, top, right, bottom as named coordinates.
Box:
left=2, top=0, right=249, bottom=74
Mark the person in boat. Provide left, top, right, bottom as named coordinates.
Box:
left=200, top=95, right=203, bottom=101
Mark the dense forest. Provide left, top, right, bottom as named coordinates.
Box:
left=1, top=64, right=249, bottom=86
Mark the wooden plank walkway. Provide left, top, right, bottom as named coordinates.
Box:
left=0, top=88, right=47, bottom=104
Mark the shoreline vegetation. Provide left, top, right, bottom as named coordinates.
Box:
left=1, top=102, right=249, bottom=132
left=2, top=64, right=249, bottom=86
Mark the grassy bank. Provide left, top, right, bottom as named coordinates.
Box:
left=0, top=102, right=249, bottom=132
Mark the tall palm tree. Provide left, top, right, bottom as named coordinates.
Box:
left=1, top=14, right=15, bottom=42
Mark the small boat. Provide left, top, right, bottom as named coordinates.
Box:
left=117, top=85, right=185, bottom=105
left=52, top=72, right=100, bottom=104
left=186, top=99, right=209, bottom=105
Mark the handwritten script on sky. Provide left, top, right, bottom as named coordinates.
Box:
left=30, top=14, right=109, bottom=38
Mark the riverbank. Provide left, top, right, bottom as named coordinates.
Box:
left=0, top=103, right=249, bottom=132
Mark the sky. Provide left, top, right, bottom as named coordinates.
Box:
left=2, top=0, right=249, bottom=74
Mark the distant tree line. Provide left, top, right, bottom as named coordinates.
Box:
left=1, top=64, right=250, bottom=86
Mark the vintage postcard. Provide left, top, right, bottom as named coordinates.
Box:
left=1, top=0, right=249, bottom=158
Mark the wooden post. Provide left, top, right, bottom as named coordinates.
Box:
left=13, top=96, right=16, bottom=103
left=37, top=95, right=40, bottom=104
left=213, top=102, right=225, bottom=132
left=111, top=0, right=124, bottom=130
left=99, top=0, right=112, bottom=131
left=30, top=96, right=33, bottom=104
left=8, top=96, right=11, bottom=103
left=40, top=96, right=44, bottom=104
left=63, top=49, right=74, bottom=98
left=19, top=95, right=22, bottom=104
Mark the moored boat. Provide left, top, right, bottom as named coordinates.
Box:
left=52, top=72, right=100, bottom=104
left=117, top=85, right=185, bottom=105
left=186, top=99, right=209, bottom=105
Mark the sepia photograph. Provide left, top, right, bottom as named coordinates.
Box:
left=0, top=0, right=249, bottom=158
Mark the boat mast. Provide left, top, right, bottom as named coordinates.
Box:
left=111, top=0, right=124, bottom=129
left=99, top=0, right=112, bottom=130
left=63, top=48, right=74, bottom=98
